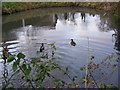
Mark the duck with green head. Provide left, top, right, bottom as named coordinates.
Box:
left=40, top=43, right=44, bottom=52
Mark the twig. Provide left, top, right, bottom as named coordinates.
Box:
left=88, top=69, right=99, bottom=88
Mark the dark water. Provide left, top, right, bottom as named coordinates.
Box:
left=1, top=7, right=120, bottom=87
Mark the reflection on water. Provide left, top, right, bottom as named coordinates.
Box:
left=1, top=7, right=120, bottom=87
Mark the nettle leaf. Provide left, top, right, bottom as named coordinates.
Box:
left=80, top=67, right=84, bottom=71
left=100, top=84, right=118, bottom=88
left=55, top=84, right=60, bottom=88
left=51, top=66, right=56, bottom=70
left=16, top=59, right=20, bottom=65
left=17, top=53, right=25, bottom=59
left=25, top=77, right=30, bottom=82
left=31, top=57, right=38, bottom=63
left=106, top=84, right=118, bottom=88
left=41, top=63, right=46, bottom=67
left=26, top=65, right=31, bottom=75
left=54, top=79, right=60, bottom=82
left=31, top=57, right=38, bottom=61
left=111, top=53, right=114, bottom=57
left=12, top=62, right=18, bottom=72
left=7, top=56, right=15, bottom=62
left=22, top=64, right=27, bottom=71
left=14, top=70, right=20, bottom=75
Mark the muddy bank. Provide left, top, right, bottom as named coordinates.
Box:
left=2, top=2, right=119, bottom=15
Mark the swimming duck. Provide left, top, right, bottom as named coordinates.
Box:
left=40, top=43, right=44, bottom=52
left=112, top=33, right=117, bottom=37
left=70, top=39, right=76, bottom=46
left=91, top=56, right=95, bottom=60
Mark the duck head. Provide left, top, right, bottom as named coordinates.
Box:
left=41, top=43, right=44, bottom=46
left=71, top=39, right=73, bottom=41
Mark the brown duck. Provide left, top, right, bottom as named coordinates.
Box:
left=70, top=39, right=76, bottom=46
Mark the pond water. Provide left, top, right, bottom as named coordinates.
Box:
left=1, top=7, right=120, bottom=88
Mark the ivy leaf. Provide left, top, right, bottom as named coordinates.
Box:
left=7, top=56, right=15, bottom=62
left=12, top=62, right=18, bottom=72
left=17, top=53, right=25, bottom=59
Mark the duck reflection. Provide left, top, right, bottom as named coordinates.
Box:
left=52, top=51, right=54, bottom=57
left=81, top=12, right=86, bottom=22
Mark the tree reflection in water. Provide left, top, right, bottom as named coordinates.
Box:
left=55, top=12, right=120, bottom=52
left=95, top=9, right=120, bottom=51
left=81, top=12, right=86, bottom=22
left=2, top=8, right=120, bottom=52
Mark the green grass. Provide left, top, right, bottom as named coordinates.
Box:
left=2, top=2, right=119, bottom=15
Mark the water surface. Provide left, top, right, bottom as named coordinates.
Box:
left=1, top=7, right=120, bottom=87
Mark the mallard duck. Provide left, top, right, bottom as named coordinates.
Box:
left=91, top=56, right=95, bottom=60
left=112, top=33, right=117, bottom=37
left=70, top=39, right=76, bottom=46
left=40, top=43, right=44, bottom=52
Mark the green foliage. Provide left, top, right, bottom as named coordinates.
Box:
left=6, top=83, right=14, bottom=89
left=17, top=53, right=25, bottom=59
left=16, top=59, right=20, bottom=65
left=80, top=67, right=85, bottom=71
left=7, top=56, right=14, bottom=62
left=100, top=84, right=118, bottom=88
left=2, top=2, right=119, bottom=15
left=1, top=43, right=119, bottom=88
left=12, top=61, right=18, bottom=72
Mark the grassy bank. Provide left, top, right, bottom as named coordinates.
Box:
left=2, top=2, right=119, bottom=15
